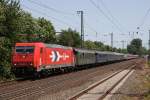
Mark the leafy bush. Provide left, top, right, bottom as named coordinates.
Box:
left=0, top=37, right=13, bottom=79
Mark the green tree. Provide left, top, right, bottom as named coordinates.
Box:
left=127, top=38, right=142, bottom=55
left=37, top=17, right=56, bottom=43
left=0, top=0, right=58, bottom=79
left=57, top=28, right=81, bottom=47
left=0, top=0, right=22, bottom=79
left=94, top=41, right=105, bottom=50
left=105, top=45, right=112, bottom=51
left=117, top=48, right=122, bottom=53
left=84, top=40, right=97, bottom=49
left=0, top=0, right=21, bottom=39
left=141, top=47, right=148, bottom=55
left=121, top=49, right=128, bottom=54
left=17, top=12, right=40, bottom=42
left=0, top=37, right=12, bottom=79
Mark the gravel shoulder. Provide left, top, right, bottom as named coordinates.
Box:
left=111, top=59, right=150, bottom=100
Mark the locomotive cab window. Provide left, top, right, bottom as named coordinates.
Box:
left=15, top=46, right=34, bottom=53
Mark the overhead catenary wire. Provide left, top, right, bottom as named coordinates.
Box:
left=98, top=0, right=126, bottom=33
left=84, top=15, right=107, bottom=34
left=27, top=0, right=101, bottom=34
left=22, top=4, right=78, bottom=30
left=30, top=0, right=112, bottom=35
left=85, top=23, right=98, bottom=34
left=79, top=15, right=106, bottom=41
left=138, top=7, right=150, bottom=28
left=84, top=16, right=98, bottom=34
left=26, top=0, right=85, bottom=31
left=89, top=0, right=124, bottom=33
left=27, top=0, right=109, bottom=39
left=25, top=0, right=123, bottom=43
left=27, top=0, right=75, bottom=16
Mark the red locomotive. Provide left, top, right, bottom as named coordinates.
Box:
left=12, top=42, right=75, bottom=77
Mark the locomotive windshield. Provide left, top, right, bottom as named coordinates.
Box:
left=15, top=46, right=34, bottom=53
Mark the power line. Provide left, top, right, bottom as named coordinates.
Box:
left=22, top=4, right=78, bottom=29
left=89, top=0, right=124, bottom=33
left=77, top=15, right=97, bottom=33
left=120, top=40, right=127, bottom=49
left=25, top=0, right=103, bottom=41
left=27, top=0, right=80, bottom=29
left=27, top=0, right=75, bottom=16
left=83, top=16, right=104, bottom=42
left=27, top=0, right=107, bottom=40
left=85, top=22, right=98, bottom=33
left=138, top=7, right=150, bottom=28
left=98, top=0, right=126, bottom=32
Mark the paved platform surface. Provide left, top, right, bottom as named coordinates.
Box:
left=77, top=69, right=135, bottom=100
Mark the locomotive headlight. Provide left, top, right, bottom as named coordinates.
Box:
left=14, top=64, right=16, bottom=66
left=30, top=63, right=33, bottom=66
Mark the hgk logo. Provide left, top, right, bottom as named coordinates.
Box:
left=49, top=51, right=69, bottom=62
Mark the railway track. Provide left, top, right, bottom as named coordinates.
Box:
left=0, top=80, right=16, bottom=88
left=0, top=59, right=141, bottom=100
left=69, top=61, right=140, bottom=100
left=0, top=78, right=29, bottom=88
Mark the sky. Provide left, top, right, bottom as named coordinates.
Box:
left=20, top=0, right=150, bottom=49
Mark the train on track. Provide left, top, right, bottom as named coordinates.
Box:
left=11, top=42, right=138, bottom=77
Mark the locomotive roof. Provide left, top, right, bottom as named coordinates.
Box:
left=16, top=42, right=73, bottom=49
left=45, top=43, right=73, bottom=49
left=15, top=42, right=45, bottom=47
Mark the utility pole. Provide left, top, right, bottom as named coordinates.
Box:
left=96, top=32, right=97, bottom=42
left=110, top=33, right=113, bottom=48
left=148, top=30, right=150, bottom=50
left=132, top=32, right=135, bottom=40
left=77, top=11, right=84, bottom=48
left=121, top=40, right=126, bottom=49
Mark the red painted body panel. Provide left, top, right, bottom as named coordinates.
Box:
left=45, top=48, right=74, bottom=66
